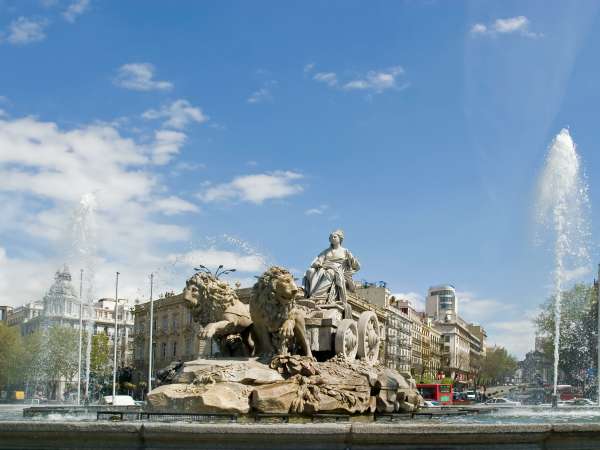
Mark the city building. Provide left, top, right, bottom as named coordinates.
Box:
left=132, top=292, right=205, bottom=385
left=467, top=323, right=488, bottom=380
left=519, top=336, right=552, bottom=385
left=7, top=266, right=135, bottom=365
left=420, top=314, right=443, bottom=380
left=426, top=285, right=457, bottom=321
left=7, top=301, right=43, bottom=330
left=397, top=300, right=423, bottom=377
left=354, top=285, right=411, bottom=373
left=422, top=284, right=487, bottom=384
left=385, top=299, right=412, bottom=374
left=0, top=305, right=13, bottom=324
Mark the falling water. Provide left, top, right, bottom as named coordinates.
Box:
left=155, top=234, right=272, bottom=292
left=535, top=129, right=590, bottom=399
left=70, top=193, right=98, bottom=401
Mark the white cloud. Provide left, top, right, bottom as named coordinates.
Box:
left=563, top=265, right=592, bottom=282
left=247, top=87, right=272, bottom=104
left=303, top=63, right=315, bottom=73
left=471, top=23, right=488, bottom=34
left=63, top=0, right=90, bottom=23
left=343, top=66, right=406, bottom=93
left=143, top=99, right=208, bottom=129
left=471, top=16, right=541, bottom=38
left=247, top=80, right=277, bottom=104
left=151, top=196, right=199, bottom=215
left=485, top=316, right=537, bottom=359
left=313, top=72, right=338, bottom=87
left=168, top=248, right=267, bottom=274
left=456, top=290, right=513, bottom=324
left=114, top=63, right=173, bottom=92
left=305, top=204, right=328, bottom=216
left=199, top=171, right=304, bottom=205
left=0, top=109, right=6, bottom=118
left=0, top=117, right=149, bottom=206
left=152, top=129, right=186, bottom=165
left=393, top=291, right=425, bottom=311
left=4, top=17, right=48, bottom=45
left=0, top=115, right=201, bottom=304
left=311, top=66, right=408, bottom=95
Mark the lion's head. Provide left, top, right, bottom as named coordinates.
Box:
left=251, top=266, right=299, bottom=329
left=183, top=272, right=238, bottom=325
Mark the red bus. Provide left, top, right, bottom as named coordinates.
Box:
left=417, top=384, right=453, bottom=405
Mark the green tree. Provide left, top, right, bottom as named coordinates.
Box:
left=45, top=325, right=79, bottom=399
left=91, top=333, right=111, bottom=379
left=0, top=324, right=22, bottom=390
left=20, top=331, right=45, bottom=396
left=480, top=346, right=518, bottom=386
left=534, top=283, right=598, bottom=393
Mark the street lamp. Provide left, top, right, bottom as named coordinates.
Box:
left=77, top=269, right=84, bottom=405
left=147, top=273, right=154, bottom=395
left=112, top=272, right=120, bottom=399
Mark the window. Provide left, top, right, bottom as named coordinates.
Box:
left=172, top=341, right=177, bottom=357
left=162, top=342, right=167, bottom=358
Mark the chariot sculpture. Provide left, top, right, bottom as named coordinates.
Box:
left=183, top=229, right=381, bottom=365
left=151, top=230, right=419, bottom=416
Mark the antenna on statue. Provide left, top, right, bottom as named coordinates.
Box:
left=194, top=264, right=236, bottom=279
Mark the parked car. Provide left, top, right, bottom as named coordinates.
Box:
left=570, top=398, right=596, bottom=406
left=100, top=395, right=136, bottom=406
left=422, top=400, right=441, bottom=408
left=485, top=397, right=521, bottom=407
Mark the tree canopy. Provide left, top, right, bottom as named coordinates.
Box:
left=479, top=346, right=518, bottom=386
left=534, top=282, right=598, bottom=392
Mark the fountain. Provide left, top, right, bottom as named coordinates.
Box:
left=535, top=129, right=591, bottom=406
left=69, top=193, right=99, bottom=403
left=3, top=148, right=600, bottom=448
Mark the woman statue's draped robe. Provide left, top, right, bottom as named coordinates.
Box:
left=303, top=247, right=360, bottom=305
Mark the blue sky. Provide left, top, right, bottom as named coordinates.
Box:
left=1, top=0, right=600, bottom=357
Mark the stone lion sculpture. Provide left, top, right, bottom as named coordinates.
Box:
left=183, top=272, right=254, bottom=356
left=250, top=266, right=313, bottom=358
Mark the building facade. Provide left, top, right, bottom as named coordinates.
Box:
left=355, top=285, right=410, bottom=372
left=7, top=266, right=135, bottom=366
left=426, top=285, right=457, bottom=321
left=420, top=315, right=443, bottom=380
left=0, top=305, right=12, bottom=324
left=396, top=300, right=424, bottom=377
left=132, top=292, right=205, bottom=385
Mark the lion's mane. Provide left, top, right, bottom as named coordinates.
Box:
left=185, top=272, right=238, bottom=326
left=250, top=266, right=296, bottom=332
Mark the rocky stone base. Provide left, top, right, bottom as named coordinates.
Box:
left=147, top=356, right=421, bottom=415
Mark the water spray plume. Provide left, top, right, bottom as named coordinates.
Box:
left=535, top=129, right=591, bottom=405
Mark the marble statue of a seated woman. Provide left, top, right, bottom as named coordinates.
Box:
left=303, top=229, right=360, bottom=305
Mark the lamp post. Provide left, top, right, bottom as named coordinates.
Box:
left=147, top=273, right=154, bottom=395
left=112, top=272, right=120, bottom=399
left=77, top=269, right=84, bottom=405
left=597, top=264, right=600, bottom=406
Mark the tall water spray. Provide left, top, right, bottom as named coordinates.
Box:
left=70, top=193, right=98, bottom=400
left=535, top=129, right=590, bottom=400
